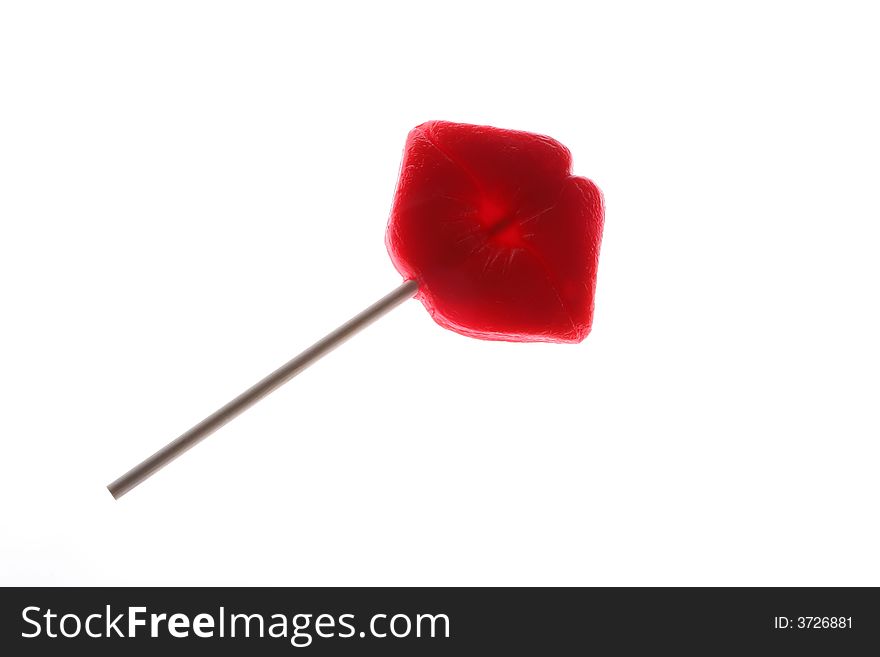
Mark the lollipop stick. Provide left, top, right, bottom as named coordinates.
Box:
left=107, top=278, right=419, bottom=499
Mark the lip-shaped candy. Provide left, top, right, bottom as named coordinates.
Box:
left=386, top=121, right=604, bottom=343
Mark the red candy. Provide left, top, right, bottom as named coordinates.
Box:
left=386, top=121, right=604, bottom=343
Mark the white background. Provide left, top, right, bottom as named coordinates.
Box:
left=1, top=1, right=878, bottom=586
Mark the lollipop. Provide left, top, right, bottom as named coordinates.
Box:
left=108, top=121, right=604, bottom=498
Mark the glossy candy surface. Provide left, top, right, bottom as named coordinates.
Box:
left=386, top=121, right=604, bottom=343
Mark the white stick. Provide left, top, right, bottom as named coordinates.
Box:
left=107, top=279, right=419, bottom=499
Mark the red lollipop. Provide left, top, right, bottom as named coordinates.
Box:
left=108, top=121, right=604, bottom=499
